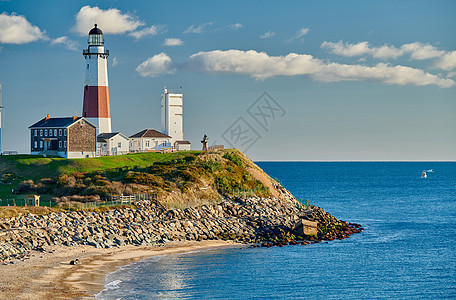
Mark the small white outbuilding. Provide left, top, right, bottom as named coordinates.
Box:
left=97, top=132, right=129, bottom=156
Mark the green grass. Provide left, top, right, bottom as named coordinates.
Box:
left=0, top=149, right=272, bottom=204
left=0, top=151, right=201, bottom=198
left=0, top=151, right=202, bottom=180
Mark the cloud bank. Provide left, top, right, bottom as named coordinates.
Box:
left=322, top=40, right=456, bottom=70
left=0, top=12, right=47, bottom=44
left=74, top=5, right=144, bottom=35
left=137, top=49, right=454, bottom=88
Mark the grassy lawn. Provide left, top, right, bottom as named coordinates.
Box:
left=0, top=149, right=271, bottom=208
left=0, top=151, right=202, bottom=180
left=0, top=151, right=202, bottom=199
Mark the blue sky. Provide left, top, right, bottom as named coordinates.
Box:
left=0, top=0, right=455, bottom=160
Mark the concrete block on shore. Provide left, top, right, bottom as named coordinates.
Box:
left=295, top=219, right=318, bottom=236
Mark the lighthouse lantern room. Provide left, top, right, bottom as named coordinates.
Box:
left=82, top=24, right=112, bottom=134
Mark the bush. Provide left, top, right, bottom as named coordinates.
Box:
left=16, top=180, right=37, bottom=194
left=223, top=153, right=243, bottom=167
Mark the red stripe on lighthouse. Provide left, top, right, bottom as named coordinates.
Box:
left=82, top=86, right=110, bottom=118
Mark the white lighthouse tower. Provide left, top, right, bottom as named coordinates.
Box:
left=161, top=87, right=184, bottom=142
left=82, top=24, right=111, bottom=134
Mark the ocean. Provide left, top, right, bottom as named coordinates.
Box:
left=96, top=162, right=456, bottom=299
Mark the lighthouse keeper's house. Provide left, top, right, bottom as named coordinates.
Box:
left=29, top=115, right=97, bottom=158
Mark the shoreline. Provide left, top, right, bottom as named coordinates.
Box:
left=0, top=240, right=241, bottom=299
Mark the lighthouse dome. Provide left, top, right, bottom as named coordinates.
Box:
left=89, top=24, right=103, bottom=35
left=88, top=24, right=104, bottom=46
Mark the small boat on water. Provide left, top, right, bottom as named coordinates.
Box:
left=427, top=169, right=434, bottom=173
left=421, top=171, right=427, bottom=178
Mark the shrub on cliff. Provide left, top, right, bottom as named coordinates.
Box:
left=16, top=180, right=36, bottom=194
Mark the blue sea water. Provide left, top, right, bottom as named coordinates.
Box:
left=96, top=162, right=456, bottom=299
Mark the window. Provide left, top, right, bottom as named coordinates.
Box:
left=40, top=130, right=43, bottom=136
left=64, top=141, right=67, bottom=148
left=145, top=141, right=149, bottom=147
left=40, top=141, right=43, bottom=148
left=49, top=129, right=52, bottom=137
left=59, top=141, right=62, bottom=148
left=44, top=130, right=48, bottom=137
left=59, top=129, right=62, bottom=136
left=64, top=129, right=67, bottom=136
left=87, top=64, right=89, bottom=69
left=34, top=130, right=37, bottom=136
left=162, top=142, right=167, bottom=147
left=34, top=141, right=37, bottom=148
left=118, top=142, right=122, bottom=148
left=54, top=129, right=57, bottom=136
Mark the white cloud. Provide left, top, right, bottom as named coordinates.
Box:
left=401, top=42, right=445, bottom=60
left=163, top=38, right=183, bottom=46
left=322, top=40, right=456, bottom=70
left=0, top=12, right=47, bottom=44
left=321, top=41, right=403, bottom=59
left=296, top=27, right=310, bottom=38
left=260, top=31, right=275, bottom=39
left=227, top=23, right=243, bottom=30
left=288, top=27, right=309, bottom=42
left=322, top=41, right=371, bottom=57
left=51, top=36, right=78, bottom=51
left=130, top=25, right=165, bottom=40
left=434, top=51, right=456, bottom=71
left=187, top=49, right=454, bottom=88
left=183, top=22, right=213, bottom=34
left=112, top=57, right=118, bottom=67
left=136, top=52, right=175, bottom=77
left=73, top=5, right=144, bottom=35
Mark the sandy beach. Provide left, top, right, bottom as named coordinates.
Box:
left=0, top=240, right=240, bottom=299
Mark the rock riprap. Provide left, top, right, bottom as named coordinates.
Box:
left=0, top=195, right=363, bottom=262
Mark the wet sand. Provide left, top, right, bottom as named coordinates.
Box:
left=0, top=240, right=240, bottom=299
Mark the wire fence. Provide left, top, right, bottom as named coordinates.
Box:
left=0, top=185, right=271, bottom=211
left=0, top=193, right=161, bottom=210
left=0, top=198, right=56, bottom=207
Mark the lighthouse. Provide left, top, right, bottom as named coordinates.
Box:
left=82, top=24, right=111, bottom=134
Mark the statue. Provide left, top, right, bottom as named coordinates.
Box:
left=201, top=134, right=209, bottom=151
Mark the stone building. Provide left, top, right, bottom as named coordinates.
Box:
left=29, top=115, right=97, bottom=158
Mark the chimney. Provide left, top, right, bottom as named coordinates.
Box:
left=45, top=114, right=50, bottom=122
left=73, top=116, right=78, bottom=122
